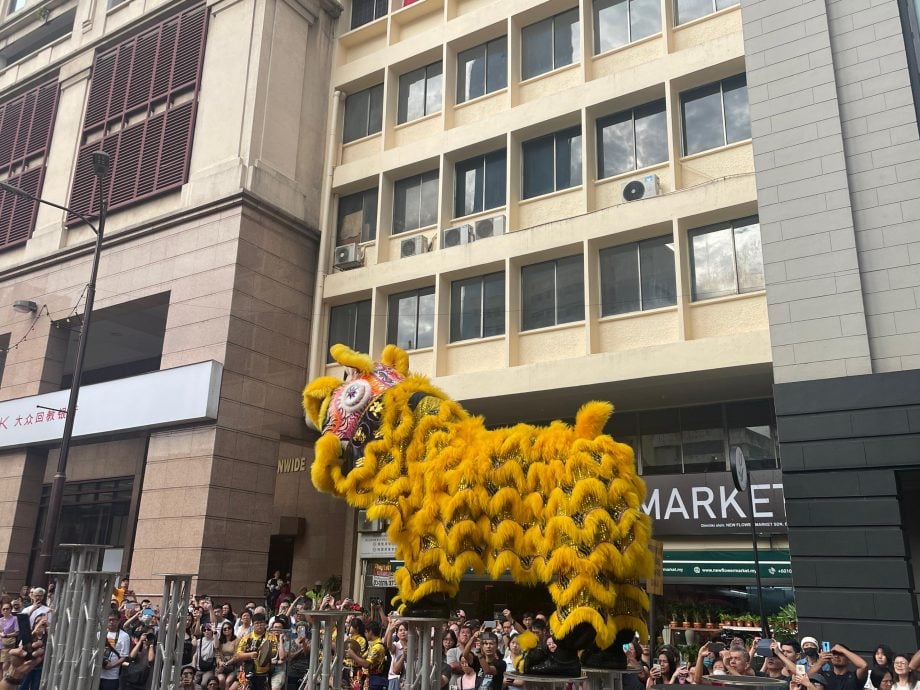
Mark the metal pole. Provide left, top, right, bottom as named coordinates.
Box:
left=748, top=482, right=770, bottom=637
left=33, top=152, right=110, bottom=582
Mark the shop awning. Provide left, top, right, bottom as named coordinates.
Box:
left=663, top=550, right=792, bottom=585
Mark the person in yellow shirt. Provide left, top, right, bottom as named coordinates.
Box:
left=231, top=613, right=279, bottom=690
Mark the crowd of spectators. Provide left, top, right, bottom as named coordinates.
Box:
left=3, top=578, right=920, bottom=690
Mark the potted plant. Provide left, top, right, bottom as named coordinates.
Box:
left=719, top=611, right=734, bottom=628
left=692, top=607, right=703, bottom=628
left=681, top=603, right=692, bottom=629
left=705, top=606, right=717, bottom=629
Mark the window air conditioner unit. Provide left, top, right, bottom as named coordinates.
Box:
left=357, top=509, right=386, bottom=533
left=441, top=224, right=474, bottom=249
left=474, top=214, right=506, bottom=240
left=621, top=174, right=661, bottom=202
left=333, top=242, right=362, bottom=269
left=400, top=235, right=429, bottom=258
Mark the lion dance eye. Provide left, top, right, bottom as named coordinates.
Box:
left=340, top=380, right=373, bottom=413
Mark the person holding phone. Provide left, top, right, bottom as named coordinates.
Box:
left=692, top=641, right=720, bottom=684
left=2, top=636, right=44, bottom=690
left=810, top=645, right=868, bottom=690
left=647, top=648, right=679, bottom=688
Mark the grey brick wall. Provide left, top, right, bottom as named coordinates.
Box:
left=741, top=0, right=920, bottom=383
left=773, top=370, right=920, bottom=652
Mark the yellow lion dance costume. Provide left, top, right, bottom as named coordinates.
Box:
left=304, top=344, right=652, bottom=672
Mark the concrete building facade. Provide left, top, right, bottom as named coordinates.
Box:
left=740, top=0, right=920, bottom=650
left=0, top=0, right=350, bottom=600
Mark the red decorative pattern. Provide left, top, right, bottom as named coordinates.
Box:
left=0, top=78, right=59, bottom=250
left=68, top=3, right=208, bottom=222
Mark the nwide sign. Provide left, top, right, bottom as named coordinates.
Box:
left=641, top=470, right=787, bottom=536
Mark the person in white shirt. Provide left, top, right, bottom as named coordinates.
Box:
left=100, top=612, right=131, bottom=690
left=20, top=589, right=49, bottom=627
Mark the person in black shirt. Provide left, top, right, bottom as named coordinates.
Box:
left=474, top=631, right=506, bottom=690
left=811, top=645, right=868, bottom=690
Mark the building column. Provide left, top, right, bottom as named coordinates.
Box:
left=0, top=449, right=46, bottom=590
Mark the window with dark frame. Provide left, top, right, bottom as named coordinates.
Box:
left=56, top=292, right=169, bottom=389
left=0, top=77, right=59, bottom=250
left=521, top=254, right=584, bottom=331
left=522, top=126, right=582, bottom=199
left=681, top=73, right=750, bottom=156
left=327, top=300, right=372, bottom=362
left=397, top=62, right=443, bottom=124
left=593, top=0, right=660, bottom=54
left=635, top=399, right=777, bottom=475
left=337, top=188, right=378, bottom=244
left=599, top=235, right=676, bottom=316
left=351, top=0, right=387, bottom=30
left=30, top=476, right=134, bottom=577
left=689, top=215, right=764, bottom=301
left=450, top=272, right=505, bottom=342
left=457, top=37, right=508, bottom=104
left=674, top=0, right=739, bottom=25
left=596, top=99, right=668, bottom=179
left=68, top=4, right=208, bottom=221
left=393, top=170, right=439, bottom=234
left=454, top=150, right=506, bottom=218
left=387, top=287, right=435, bottom=351
left=343, top=85, right=383, bottom=144
left=521, top=8, right=581, bottom=80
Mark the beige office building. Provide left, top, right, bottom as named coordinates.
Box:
left=313, top=0, right=792, bottom=613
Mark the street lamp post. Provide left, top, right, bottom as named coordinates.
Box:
left=1, top=151, right=111, bottom=582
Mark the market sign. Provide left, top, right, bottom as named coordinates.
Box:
left=642, top=470, right=787, bottom=536
left=0, top=361, right=221, bottom=449
left=663, top=550, right=792, bottom=582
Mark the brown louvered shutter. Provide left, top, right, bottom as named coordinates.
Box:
left=0, top=78, right=59, bottom=249
left=68, top=3, right=208, bottom=222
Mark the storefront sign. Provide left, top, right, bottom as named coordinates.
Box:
left=642, top=470, right=787, bottom=536
left=277, top=456, right=308, bottom=473
left=358, top=533, right=396, bottom=559
left=370, top=562, right=396, bottom=587
left=663, top=550, right=792, bottom=582
left=0, top=361, right=221, bottom=449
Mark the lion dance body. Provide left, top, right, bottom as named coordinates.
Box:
left=304, top=344, right=652, bottom=671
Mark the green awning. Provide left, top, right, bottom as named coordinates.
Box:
left=663, top=550, right=792, bottom=583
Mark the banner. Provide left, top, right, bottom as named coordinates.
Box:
left=370, top=562, right=396, bottom=588
left=642, top=470, right=787, bottom=536
left=663, top=550, right=792, bottom=582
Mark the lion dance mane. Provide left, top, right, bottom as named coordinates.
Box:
left=303, top=344, right=652, bottom=653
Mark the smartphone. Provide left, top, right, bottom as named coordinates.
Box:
left=483, top=621, right=496, bottom=629
left=143, top=608, right=155, bottom=617
left=756, top=638, right=774, bottom=658
left=15, top=613, right=32, bottom=660
left=821, top=641, right=831, bottom=653
left=710, top=642, right=725, bottom=654
left=623, top=643, right=631, bottom=653
left=679, top=661, right=688, bottom=670
left=796, top=664, right=807, bottom=675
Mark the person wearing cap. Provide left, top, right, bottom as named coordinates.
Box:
left=192, top=623, right=217, bottom=687
left=800, top=638, right=823, bottom=672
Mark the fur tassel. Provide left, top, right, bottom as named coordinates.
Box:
left=305, top=344, right=652, bottom=651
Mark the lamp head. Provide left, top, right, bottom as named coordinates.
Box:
left=91, top=151, right=111, bottom=179
left=12, top=300, right=37, bottom=314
